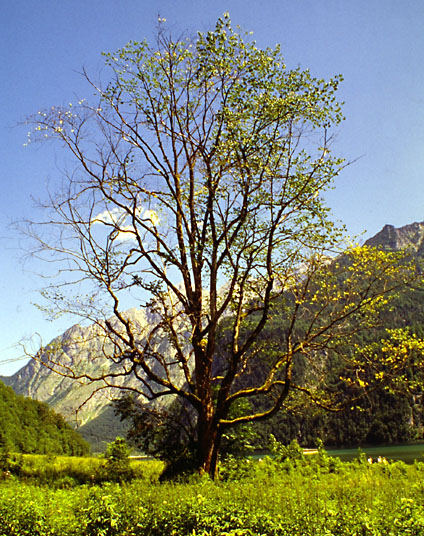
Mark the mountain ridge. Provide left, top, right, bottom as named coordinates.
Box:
left=3, top=307, right=188, bottom=449
left=365, top=221, right=424, bottom=252
left=4, top=220, right=424, bottom=449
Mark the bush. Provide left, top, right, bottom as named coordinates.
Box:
left=79, top=487, right=126, bottom=536
left=268, top=435, right=305, bottom=465
left=219, top=455, right=256, bottom=481
left=97, top=437, right=135, bottom=482
left=0, top=491, right=49, bottom=536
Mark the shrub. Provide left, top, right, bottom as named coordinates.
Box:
left=3, top=456, right=424, bottom=535
left=268, top=435, right=305, bottom=465
left=97, top=437, right=135, bottom=482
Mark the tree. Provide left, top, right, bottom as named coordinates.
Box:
left=101, top=437, right=134, bottom=482
left=25, top=15, right=416, bottom=477
left=114, top=391, right=259, bottom=479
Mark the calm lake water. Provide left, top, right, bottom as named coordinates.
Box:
left=325, top=443, right=424, bottom=463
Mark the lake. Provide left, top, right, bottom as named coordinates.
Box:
left=325, top=443, right=424, bottom=463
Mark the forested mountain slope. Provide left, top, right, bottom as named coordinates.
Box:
left=251, top=222, right=424, bottom=446
left=0, top=380, right=89, bottom=455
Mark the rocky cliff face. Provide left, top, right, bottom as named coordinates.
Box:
left=365, top=221, right=424, bottom=255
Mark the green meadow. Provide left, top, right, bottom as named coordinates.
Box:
left=2, top=447, right=424, bottom=535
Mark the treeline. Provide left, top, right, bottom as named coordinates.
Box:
left=0, top=380, right=89, bottom=455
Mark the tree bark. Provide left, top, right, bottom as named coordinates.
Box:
left=197, top=406, right=220, bottom=478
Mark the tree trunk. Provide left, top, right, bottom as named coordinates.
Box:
left=197, top=409, right=221, bottom=479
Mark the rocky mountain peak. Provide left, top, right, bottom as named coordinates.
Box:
left=365, top=221, right=424, bottom=254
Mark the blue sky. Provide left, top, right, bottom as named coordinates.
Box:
left=1, top=0, right=424, bottom=375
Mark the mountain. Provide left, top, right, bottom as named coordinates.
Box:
left=365, top=221, right=424, bottom=253
left=3, top=308, right=187, bottom=450
left=260, top=221, right=424, bottom=446
left=3, top=221, right=424, bottom=450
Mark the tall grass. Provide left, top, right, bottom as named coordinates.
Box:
left=2, top=452, right=163, bottom=485
left=2, top=453, right=424, bottom=535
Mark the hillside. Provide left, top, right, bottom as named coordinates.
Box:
left=0, top=379, right=89, bottom=455
left=251, top=222, right=424, bottom=446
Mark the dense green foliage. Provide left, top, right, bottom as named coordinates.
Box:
left=0, top=380, right=89, bottom=455
left=3, top=450, right=424, bottom=535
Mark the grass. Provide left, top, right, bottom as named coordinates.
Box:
left=326, top=442, right=424, bottom=463
left=2, top=450, right=424, bottom=535
left=2, top=452, right=163, bottom=485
